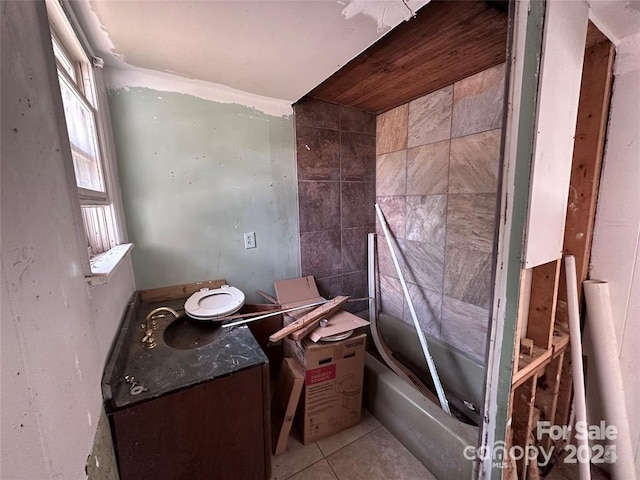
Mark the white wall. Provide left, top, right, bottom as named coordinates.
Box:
left=589, top=32, right=640, bottom=475
left=0, top=2, right=135, bottom=478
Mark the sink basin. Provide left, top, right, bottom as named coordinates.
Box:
left=163, top=316, right=224, bottom=350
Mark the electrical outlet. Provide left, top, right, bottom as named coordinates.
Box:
left=243, top=232, right=256, bottom=249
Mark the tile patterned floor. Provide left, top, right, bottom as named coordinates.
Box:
left=270, top=411, right=436, bottom=480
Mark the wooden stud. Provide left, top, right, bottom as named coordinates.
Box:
left=554, top=33, right=615, bottom=432
left=520, top=338, right=535, bottom=356
left=511, top=375, right=538, bottom=478
left=269, top=296, right=349, bottom=343
left=535, top=352, right=565, bottom=452
left=526, top=259, right=562, bottom=349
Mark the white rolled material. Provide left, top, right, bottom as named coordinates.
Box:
left=583, top=280, right=636, bottom=480
left=564, top=255, right=591, bottom=480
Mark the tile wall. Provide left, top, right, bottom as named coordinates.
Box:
left=294, top=98, right=376, bottom=313
left=375, top=63, right=506, bottom=362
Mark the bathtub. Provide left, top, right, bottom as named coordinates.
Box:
left=362, top=312, right=485, bottom=480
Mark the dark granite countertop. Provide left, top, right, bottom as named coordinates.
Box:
left=102, top=294, right=268, bottom=411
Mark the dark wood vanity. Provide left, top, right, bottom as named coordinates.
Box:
left=102, top=282, right=271, bottom=480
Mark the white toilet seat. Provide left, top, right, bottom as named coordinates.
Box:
left=184, top=285, right=245, bottom=320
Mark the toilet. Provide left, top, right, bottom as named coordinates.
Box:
left=184, top=285, right=245, bottom=320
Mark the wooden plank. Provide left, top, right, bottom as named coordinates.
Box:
left=526, top=259, right=562, bottom=349
left=268, top=296, right=349, bottom=342
left=511, top=375, right=538, bottom=478
left=554, top=36, right=615, bottom=431
left=534, top=352, right=565, bottom=452
left=140, top=279, right=226, bottom=303
left=271, top=359, right=304, bottom=455
left=307, top=0, right=507, bottom=114
left=514, top=269, right=531, bottom=372
left=585, top=20, right=608, bottom=48
left=513, top=346, right=552, bottom=389
left=556, top=39, right=615, bottom=326
left=520, top=338, right=534, bottom=356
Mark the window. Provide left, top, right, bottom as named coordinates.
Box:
left=47, top=0, right=124, bottom=262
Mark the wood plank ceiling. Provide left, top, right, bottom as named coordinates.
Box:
left=306, top=0, right=509, bottom=114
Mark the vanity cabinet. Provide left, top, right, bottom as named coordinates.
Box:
left=110, top=363, right=270, bottom=480
left=103, top=287, right=271, bottom=480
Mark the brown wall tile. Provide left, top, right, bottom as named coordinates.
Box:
left=342, top=181, right=375, bottom=228
left=342, top=227, right=370, bottom=273
left=341, top=132, right=376, bottom=181
left=341, top=107, right=376, bottom=135
left=300, top=230, right=342, bottom=278
left=295, top=98, right=340, bottom=130
left=298, top=181, right=341, bottom=233
left=296, top=126, right=340, bottom=181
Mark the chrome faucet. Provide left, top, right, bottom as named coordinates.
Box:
left=141, top=306, right=179, bottom=349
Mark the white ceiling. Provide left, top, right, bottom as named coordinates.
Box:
left=71, top=0, right=430, bottom=103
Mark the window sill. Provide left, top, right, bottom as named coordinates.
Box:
left=86, top=243, right=133, bottom=286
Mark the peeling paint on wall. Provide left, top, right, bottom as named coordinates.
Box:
left=105, top=67, right=293, bottom=118
left=109, top=87, right=300, bottom=299
left=341, top=0, right=429, bottom=32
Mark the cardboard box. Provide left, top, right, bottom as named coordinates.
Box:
left=271, top=358, right=304, bottom=455
left=286, top=333, right=367, bottom=444
left=273, top=276, right=369, bottom=444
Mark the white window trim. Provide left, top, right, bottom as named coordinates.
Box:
left=46, top=0, right=132, bottom=282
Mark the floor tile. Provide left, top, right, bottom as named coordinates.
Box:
left=316, top=410, right=381, bottom=457
left=287, top=460, right=338, bottom=480
left=326, top=426, right=437, bottom=480
left=270, top=434, right=324, bottom=480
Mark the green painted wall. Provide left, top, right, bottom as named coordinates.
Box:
left=109, top=88, right=300, bottom=301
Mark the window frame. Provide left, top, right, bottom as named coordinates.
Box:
left=46, top=0, right=131, bottom=279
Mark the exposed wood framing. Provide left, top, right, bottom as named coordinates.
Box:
left=511, top=375, right=539, bottom=477
left=507, top=22, right=614, bottom=479
left=553, top=34, right=615, bottom=432
left=526, top=259, right=562, bottom=349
